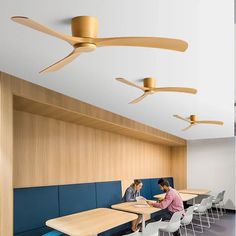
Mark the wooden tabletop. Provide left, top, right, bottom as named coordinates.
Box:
left=46, top=208, right=138, bottom=236
left=154, top=193, right=198, bottom=202
left=112, top=201, right=161, bottom=215
left=178, top=189, right=210, bottom=195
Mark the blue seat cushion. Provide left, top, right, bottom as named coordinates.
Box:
left=42, top=230, right=64, bottom=236
left=14, top=186, right=59, bottom=234
left=59, top=183, right=96, bottom=216
left=96, top=181, right=122, bottom=208
left=14, top=227, right=52, bottom=236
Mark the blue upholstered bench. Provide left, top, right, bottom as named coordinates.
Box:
left=42, top=230, right=64, bottom=236
left=14, top=178, right=174, bottom=236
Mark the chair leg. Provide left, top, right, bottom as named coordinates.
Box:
left=206, top=211, right=211, bottom=228
left=210, top=208, right=215, bottom=223
left=191, top=222, right=196, bottom=236
left=220, top=204, right=223, bottom=216
left=184, top=225, right=187, bottom=236
left=223, top=202, right=227, bottom=214
left=215, top=205, right=220, bottom=219
left=199, top=213, right=203, bottom=233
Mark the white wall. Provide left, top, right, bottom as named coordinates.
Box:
left=187, top=137, right=236, bottom=210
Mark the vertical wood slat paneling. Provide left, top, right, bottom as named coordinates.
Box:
left=14, top=111, right=172, bottom=188
left=171, top=146, right=187, bottom=190
left=0, top=73, right=13, bottom=236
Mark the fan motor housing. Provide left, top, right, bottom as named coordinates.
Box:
left=144, top=77, right=156, bottom=88
left=71, top=16, right=98, bottom=38
left=190, top=115, right=197, bottom=122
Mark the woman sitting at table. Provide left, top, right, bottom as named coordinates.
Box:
left=122, top=179, right=143, bottom=232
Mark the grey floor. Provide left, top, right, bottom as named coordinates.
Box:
left=184, top=212, right=236, bottom=236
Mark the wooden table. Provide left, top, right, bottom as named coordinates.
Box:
left=178, top=189, right=210, bottom=195
left=46, top=208, right=138, bottom=236
left=112, top=202, right=161, bottom=232
left=154, top=193, right=198, bottom=202
left=178, top=189, right=210, bottom=204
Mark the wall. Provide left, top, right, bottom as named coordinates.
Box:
left=171, top=146, right=187, bottom=190
left=187, top=137, right=236, bottom=210
left=14, top=110, right=175, bottom=188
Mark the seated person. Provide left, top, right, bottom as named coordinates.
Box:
left=122, top=179, right=143, bottom=232
left=147, top=178, right=184, bottom=236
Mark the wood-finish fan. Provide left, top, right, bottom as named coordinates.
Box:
left=173, top=114, right=224, bottom=131
left=11, top=16, right=188, bottom=73
left=116, top=77, right=197, bottom=104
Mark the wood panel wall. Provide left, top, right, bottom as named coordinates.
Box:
left=171, top=146, right=187, bottom=190
left=0, top=71, right=187, bottom=235
left=0, top=76, right=13, bottom=236
left=14, top=111, right=172, bottom=188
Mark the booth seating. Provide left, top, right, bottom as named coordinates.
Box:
left=14, top=177, right=174, bottom=236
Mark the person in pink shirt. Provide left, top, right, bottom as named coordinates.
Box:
left=147, top=178, right=184, bottom=236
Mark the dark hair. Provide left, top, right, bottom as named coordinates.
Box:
left=132, top=179, right=142, bottom=187
left=158, top=178, right=170, bottom=187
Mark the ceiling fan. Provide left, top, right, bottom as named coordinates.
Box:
left=116, top=77, right=197, bottom=104
left=173, top=114, right=224, bottom=131
left=11, top=16, right=188, bottom=73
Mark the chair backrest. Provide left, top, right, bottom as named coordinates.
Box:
left=181, top=206, right=194, bottom=224
left=214, top=192, right=222, bottom=204
left=220, top=190, right=226, bottom=201
left=196, top=198, right=208, bottom=212
left=144, top=219, right=162, bottom=236
left=165, top=211, right=182, bottom=232
left=206, top=196, right=214, bottom=209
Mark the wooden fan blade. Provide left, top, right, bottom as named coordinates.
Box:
left=173, top=115, right=190, bottom=123
left=116, top=78, right=147, bottom=91
left=129, top=92, right=150, bottom=104
left=11, top=16, right=82, bottom=46
left=195, top=120, right=224, bottom=125
left=39, top=49, right=81, bottom=73
left=94, top=37, right=188, bottom=52
left=154, top=87, right=197, bottom=94
left=182, top=124, right=193, bottom=131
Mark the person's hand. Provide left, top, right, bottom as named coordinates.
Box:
left=146, top=200, right=154, bottom=206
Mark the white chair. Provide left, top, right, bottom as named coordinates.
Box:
left=212, top=192, right=223, bottom=219
left=206, top=196, right=215, bottom=223
left=181, top=206, right=195, bottom=236
left=158, top=211, right=183, bottom=236
left=220, top=190, right=227, bottom=214
left=193, top=198, right=210, bottom=233
left=141, top=219, right=163, bottom=236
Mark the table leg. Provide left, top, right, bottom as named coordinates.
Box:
left=142, top=215, right=145, bottom=232
left=193, top=198, right=196, bottom=205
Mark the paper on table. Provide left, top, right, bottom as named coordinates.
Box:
left=134, top=204, right=150, bottom=208
left=136, top=196, right=147, bottom=201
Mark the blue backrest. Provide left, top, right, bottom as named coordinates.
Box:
left=150, top=178, right=162, bottom=197
left=166, top=177, right=174, bottom=188
left=140, top=178, right=152, bottom=199
left=59, top=183, right=96, bottom=216
left=96, top=181, right=122, bottom=208
left=14, top=186, right=59, bottom=234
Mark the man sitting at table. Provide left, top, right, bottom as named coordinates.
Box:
left=147, top=178, right=184, bottom=236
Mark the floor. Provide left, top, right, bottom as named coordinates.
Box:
left=182, top=211, right=236, bottom=236
left=119, top=211, right=235, bottom=236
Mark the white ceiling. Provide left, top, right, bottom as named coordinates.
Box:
left=0, top=0, right=234, bottom=140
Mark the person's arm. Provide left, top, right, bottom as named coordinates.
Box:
left=124, top=188, right=136, bottom=202
left=150, top=193, right=174, bottom=209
